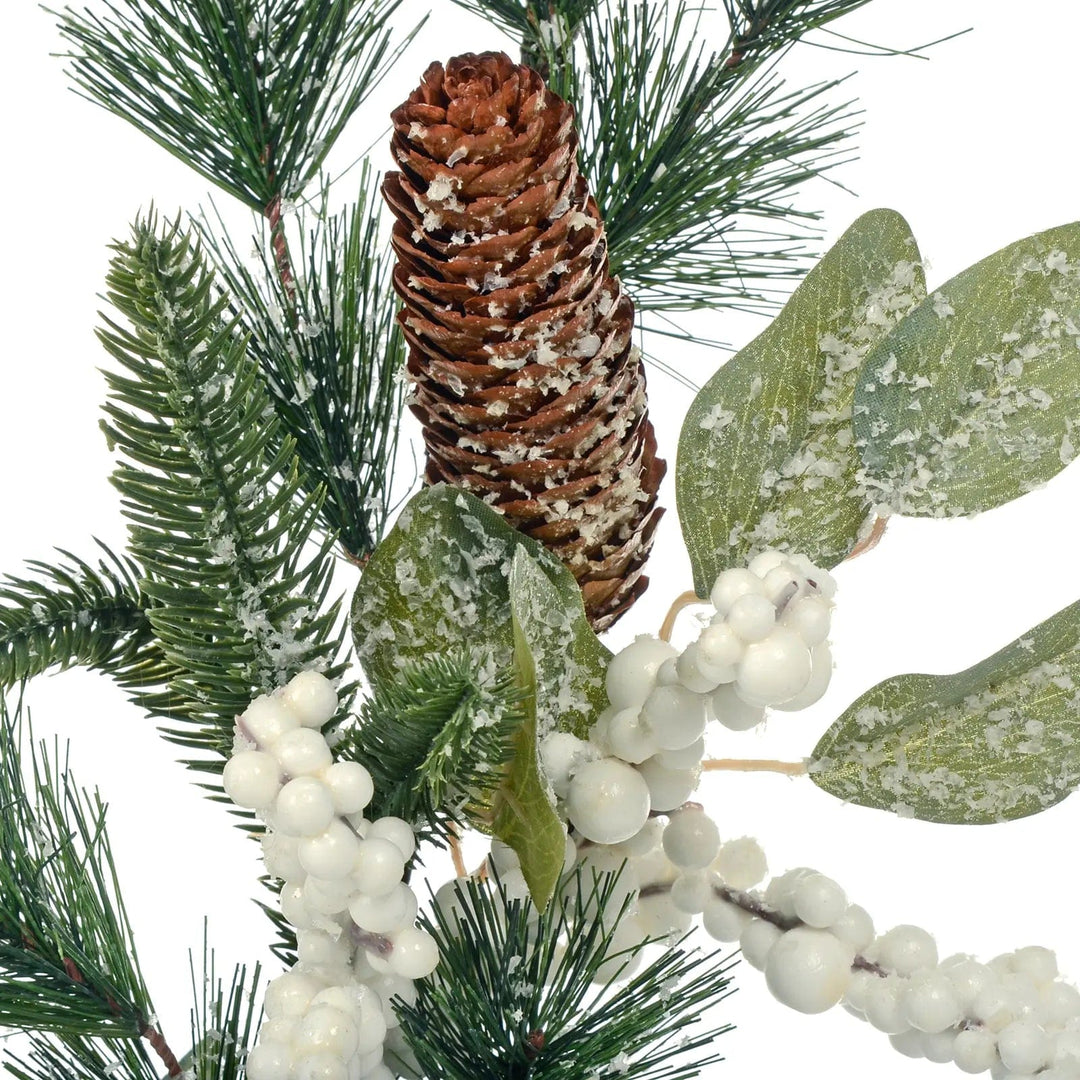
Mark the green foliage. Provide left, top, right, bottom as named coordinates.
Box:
left=351, top=484, right=610, bottom=738
left=811, top=598, right=1080, bottom=823
left=337, top=648, right=524, bottom=843
left=187, top=937, right=263, bottom=1080
left=398, top=870, right=735, bottom=1080
left=202, top=166, right=408, bottom=561
left=855, top=223, right=1080, bottom=517
left=492, top=554, right=571, bottom=910
left=0, top=693, right=156, bottom=1040
left=55, top=0, right=422, bottom=211
left=677, top=209, right=924, bottom=594
left=4, top=1034, right=160, bottom=1080
left=0, top=543, right=176, bottom=694
left=98, top=214, right=348, bottom=769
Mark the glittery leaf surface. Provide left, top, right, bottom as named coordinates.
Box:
left=855, top=222, right=1080, bottom=517
left=676, top=209, right=925, bottom=597
left=810, top=600, right=1080, bottom=824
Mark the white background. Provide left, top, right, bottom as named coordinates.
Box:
left=2, top=1, right=1080, bottom=1077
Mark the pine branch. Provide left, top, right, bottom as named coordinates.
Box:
left=4, top=1033, right=161, bottom=1080
left=97, top=213, right=350, bottom=771
left=0, top=543, right=179, bottom=696
left=0, top=694, right=168, bottom=1055
left=54, top=0, right=423, bottom=213
left=398, top=869, right=736, bottom=1080
left=187, top=934, right=263, bottom=1080
left=200, top=164, right=409, bottom=564
left=336, top=648, right=524, bottom=844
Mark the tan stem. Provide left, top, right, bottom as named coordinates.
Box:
left=448, top=823, right=468, bottom=879
left=702, top=757, right=808, bottom=776
left=659, top=590, right=702, bottom=642
left=845, top=515, right=888, bottom=561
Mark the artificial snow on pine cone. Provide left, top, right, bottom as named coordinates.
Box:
left=383, top=52, right=665, bottom=631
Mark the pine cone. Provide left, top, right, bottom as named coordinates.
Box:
left=384, top=52, right=665, bottom=631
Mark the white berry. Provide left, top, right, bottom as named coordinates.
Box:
left=299, top=819, right=362, bottom=880
left=353, top=838, right=407, bottom=897
left=222, top=750, right=282, bottom=809
left=710, top=568, right=765, bottom=614
left=641, top=684, right=708, bottom=751
left=739, top=918, right=782, bottom=971
left=368, top=817, right=416, bottom=861
left=727, top=592, right=776, bottom=642
left=605, top=636, right=678, bottom=709
left=903, top=970, right=962, bottom=1033
left=696, top=623, right=743, bottom=675
left=771, top=641, right=832, bottom=712
left=389, top=926, right=440, bottom=978
left=349, top=882, right=418, bottom=935
left=782, top=594, right=832, bottom=646
left=635, top=757, right=698, bottom=812
left=245, top=1041, right=292, bottom=1080
left=748, top=549, right=789, bottom=578
left=875, top=924, right=938, bottom=976
left=764, top=927, right=855, bottom=1014
left=566, top=757, right=651, bottom=844
left=323, top=761, right=374, bottom=815
left=792, top=873, right=846, bottom=928
left=702, top=898, right=750, bottom=942
left=271, top=727, right=333, bottom=777
left=997, top=1019, right=1051, bottom=1074
left=275, top=776, right=336, bottom=837
left=606, top=706, right=659, bottom=764
left=712, top=836, right=768, bottom=890
left=953, top=1029, right=998, bottom=1074
left=735, top=627, right=812, bottom=706
left=282, top=670, right=339, bottom=728
left=240, top=694, right=300, bottom=748
left=709, top=683, right=766, bottom=731
left=662, top=808, right=720, bottom=870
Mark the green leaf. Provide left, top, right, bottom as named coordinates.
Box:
left=490, top=551, right=570, bottom=910
left=810, top=599, right=1080, bottom=823
left=351, top=484, right=609, bottom=738
left=676, top=209, right=925, bottom=595
left=855, top=223, right=1080, bottom=517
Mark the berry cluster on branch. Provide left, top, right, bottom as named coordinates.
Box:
left=223, top=672, right=439, bottom=1080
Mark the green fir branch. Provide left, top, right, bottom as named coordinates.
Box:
left=0, top=543, right=179, bottom=696
left=200, top=164, right=409, bottom=563
left=4, top=1032, right=161, bottom=1080
left=336, top=649, right=524, bottom=843
left=54, top=0, right=423, bottom=212
left=0, top=693, right=157, bottom=1043
left=566, top=0, right=870, bottom=312
left=97, top=213, right=349, bottom=770
left=398, top=870, right=736, bottom=1080
left=186, top=934, right=263, bottom=1080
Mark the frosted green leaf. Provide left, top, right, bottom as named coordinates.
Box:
left=677, top=209, right=924, bottom=596
left=855, top=223, right=1080, bottom=517
left=492, top=550, right=576, bottom=910
left=810, top=600, right=1080, bottom=823
left=350, top=483, right=609, bottom=737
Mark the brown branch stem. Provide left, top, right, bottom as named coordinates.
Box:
left=702, top=757, right=808, bottom=776
left=265, top=193, right=297, bottom=306
left=659, top=590, right=702, bottom=642
left=140, top=1019, right=183, bottom=1078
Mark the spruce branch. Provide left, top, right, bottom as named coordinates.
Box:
left=54, top=0, right=423, bottom=214
left=0, top=692, right=180, bottom=1075
left=398, top=870, right=736, bottom=1080
left=0, top=543, right=178, bottom=696
left=97, top=213, right=350, bottom=771
left=200, top=164, right=408, bottom=564
left=336, top=649, right=524, bottom=844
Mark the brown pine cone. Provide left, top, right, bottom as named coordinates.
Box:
left=384, top=52, right=665, bottom=632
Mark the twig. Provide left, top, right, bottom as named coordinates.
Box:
left=659, top=590, right=702, bottom=641
left=448, top=822, right=468, bottom=879
left=702, top=757, right=808, bottom=776
left=139, top=1018, right=183, bottom=1077
left=845, top=516, right=888, bottom=561
left=264, top=193, right=296, bottom=305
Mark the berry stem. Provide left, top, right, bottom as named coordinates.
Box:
left=702, top=757, right=808, bottom=776
left=659, top=590, right=703, bottom=642
left=845, top=515, right=888, bottom=561
left=448, top=822, right=468, bottom=879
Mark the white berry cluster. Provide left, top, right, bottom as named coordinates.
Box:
left=540, top=549, right=835, bottom=848
left=222, top=670, right=439, bottom=1080
left=711, top=857, right=1080, bottom=1078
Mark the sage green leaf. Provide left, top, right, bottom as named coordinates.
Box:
left=491, top=550, right=575, bottom=910
left=677, top=209, right=925, bottom=596
left=810, top=600, right=1080, bottom=824
left=855, top=223, right=1080, bottom=517
left=351, top=483, right=609, bottom=737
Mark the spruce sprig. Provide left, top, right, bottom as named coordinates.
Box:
left=0, top=543, right=177, bottom=696
left=0, top=694, right=158, bottom=1043
left=98, top=214, right=349, bottom=770
left=55, top=0, right=422, bottom=212
left=201, top=164, right=408, bottom=563
left=398, top=870, right=736, bottom=1080
left=337, top=649, right=524, bottom=843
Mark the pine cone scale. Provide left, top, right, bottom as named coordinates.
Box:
left=385, top=52, right=665, bottom=630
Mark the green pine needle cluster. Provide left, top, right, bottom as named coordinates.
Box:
left=55, top=0, right=423, bottom=211
left=337, top=649, right=524, bottom=843
left=0, top=695, right=156, bottom=1042
left=98, top=213, right=349, bottom=769
left=0, top=543, right=175, bottom=694
left=203, top=165, right=408, bottom=563
left=397, top=870, right=736, bottom=1080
